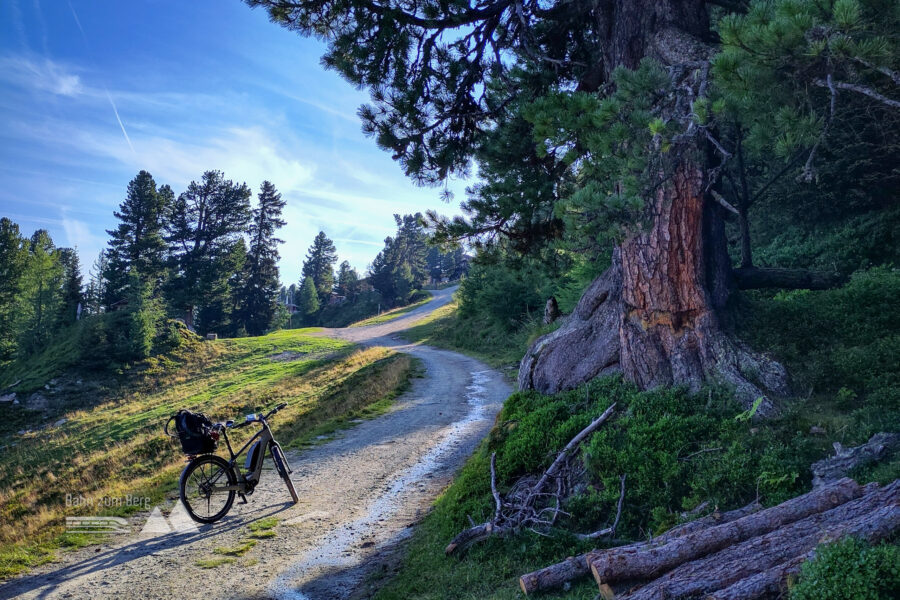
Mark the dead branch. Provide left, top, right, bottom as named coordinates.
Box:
left=446, top=403, right=617, bottom=556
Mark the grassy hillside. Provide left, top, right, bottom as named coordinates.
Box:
left=0, top=326, right=414, bottom=578
left=349, top=291, right=432, bottom=327
left=397, top=300, right=551, bottom=370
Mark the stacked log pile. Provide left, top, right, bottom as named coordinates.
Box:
left=519, top=478, right=900, bottom=599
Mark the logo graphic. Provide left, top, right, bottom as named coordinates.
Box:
left=139, top=503, right=199, bottom=535
left=66, top=516, right=130, bottom=534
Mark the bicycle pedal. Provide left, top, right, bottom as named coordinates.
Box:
left=239, top=493, right=248, bottom=504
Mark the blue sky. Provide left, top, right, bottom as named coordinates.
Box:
left=0, top=0, right=468, bottom=283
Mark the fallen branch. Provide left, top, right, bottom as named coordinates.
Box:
left=811, top=432, right=900, bottom=489
left=446, top=403, right=617, bottom=556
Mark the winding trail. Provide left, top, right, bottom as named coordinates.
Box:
left=0, top=286, right=511, bottom=600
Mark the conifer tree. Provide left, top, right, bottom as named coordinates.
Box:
left=165, top=170, right=252, bottom=330
left=57, top=248, right=83, bottom=326
left=335, top=260, right=359, bottom=297
left=20, top=230, right=64, bottom=354
left=301, top=231, right=338, bottom=304
left=102, top=170, right=170, bottom=307
left=235, top=181, right=287, bottom=336
left=297, top=276, right=320, bottom=319
left=0, top=218, right=27, bottom=363
left=84, top=250, right=109, bottom=316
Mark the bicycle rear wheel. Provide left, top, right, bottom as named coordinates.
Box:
left=270, top=443, right=299, bottom=504
left=180, top=454, right=237, bottom=523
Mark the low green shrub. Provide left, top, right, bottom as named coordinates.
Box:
left=789, top=537, right=900, bottom=600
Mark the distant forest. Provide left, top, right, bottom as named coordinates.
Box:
left=0, top=169, right=466, bottom=372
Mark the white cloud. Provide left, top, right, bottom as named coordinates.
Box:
left=61, top=213, right=104, bottom=266
left=0, top=55, right=84, bottom=96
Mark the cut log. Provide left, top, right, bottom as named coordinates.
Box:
left=732, top=267, right=845, bottom=290
left=589, top=478, right=862, bottom=583
left=811, top=432, right=900, bottom=489
left=518, top=501, right=761, bottom=595
left=703, top=552, right=811, bottom=600
left=616, top=480, right=900, bottom=600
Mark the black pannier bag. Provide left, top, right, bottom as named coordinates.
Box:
left=166, top=409, right=217, bottom=455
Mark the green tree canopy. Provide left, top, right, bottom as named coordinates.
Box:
left=297, top=275, right=320, bottom=317
left=235, top=181, right=287, bottom=335
left=102, top=170, right=171, bottom=306
left=301, top=231, right=338, bottom=303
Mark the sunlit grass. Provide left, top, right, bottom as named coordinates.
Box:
left=0, top=327, right=413, bottom=579
left=349, top=292, right=432, bottom=327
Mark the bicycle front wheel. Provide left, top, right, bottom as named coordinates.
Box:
left=270, top=443, right=299, bottom=504
left=179, top=454, right=237, bottom=523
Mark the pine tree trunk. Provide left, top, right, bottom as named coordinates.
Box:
left=520, top=156, right=789, bottom=411
left=519, top=0, right=790, bottom=411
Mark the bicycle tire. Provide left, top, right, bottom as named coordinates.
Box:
left=270, top=443, right=299, bottom=504
left=179, top=454, right=237, bottom=523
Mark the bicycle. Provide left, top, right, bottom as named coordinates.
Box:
left=177, top=402, right=299, bottom=523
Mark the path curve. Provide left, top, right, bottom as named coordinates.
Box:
left=0, top=286, right=511, bottom=600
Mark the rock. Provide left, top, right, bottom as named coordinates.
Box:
left=0, top=393, right=15, bottom=402
left=809, top=425, right=827, bottom=435
left=26, top=393, right=49, bottom=411
left=53, top=418, right=68, bottom=428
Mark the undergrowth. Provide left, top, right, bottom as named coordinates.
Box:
left=376, top=267, right=900, bottom=599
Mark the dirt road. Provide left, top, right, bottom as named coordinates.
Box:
left=0, top=287, right=511, bottom=600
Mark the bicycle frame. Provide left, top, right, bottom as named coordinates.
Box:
left=208, top=418, right=280, bottom=494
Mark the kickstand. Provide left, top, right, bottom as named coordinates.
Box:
left=238, top=493, right=248, bottom=504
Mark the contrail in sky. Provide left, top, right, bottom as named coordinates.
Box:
left=105, top=88, right=135, bottom=153
left=68, top=0, right=136, bottom=154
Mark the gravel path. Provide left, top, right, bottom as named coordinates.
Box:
left=0, top=287, right=511, bottom=600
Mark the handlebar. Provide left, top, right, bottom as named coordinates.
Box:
left=264, top=402, right=288, bottom=420
left=221, top=403, right=288, bottom=430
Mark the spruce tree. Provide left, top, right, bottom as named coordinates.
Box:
left=370, top=214, right=429, bottom=305
left=335, top=260, right=359, bottom=297
left=235, top=181, right=287, bottom=336
left=301, top=231, right=338, bottom=304
left=84, top=250, right=109, bottom=316
left=102, top=170, right=170, bottom=307
left=165, top=170, right=252, bottom=331
left=57, top=248, right=83, bottom=326
left=297, top=276, right=320, bottom=319
left=0, top=218, right=28, bottom=363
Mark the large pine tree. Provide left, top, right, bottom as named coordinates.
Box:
left=235, top=181, right=287, bottom=336
left=102, top=170, right=171, bottom=307
left=250, top=0, right=884, bottom=410
left=301, top=231, right=338, bottom=304
left=165, top=170, right=252, bottom=331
